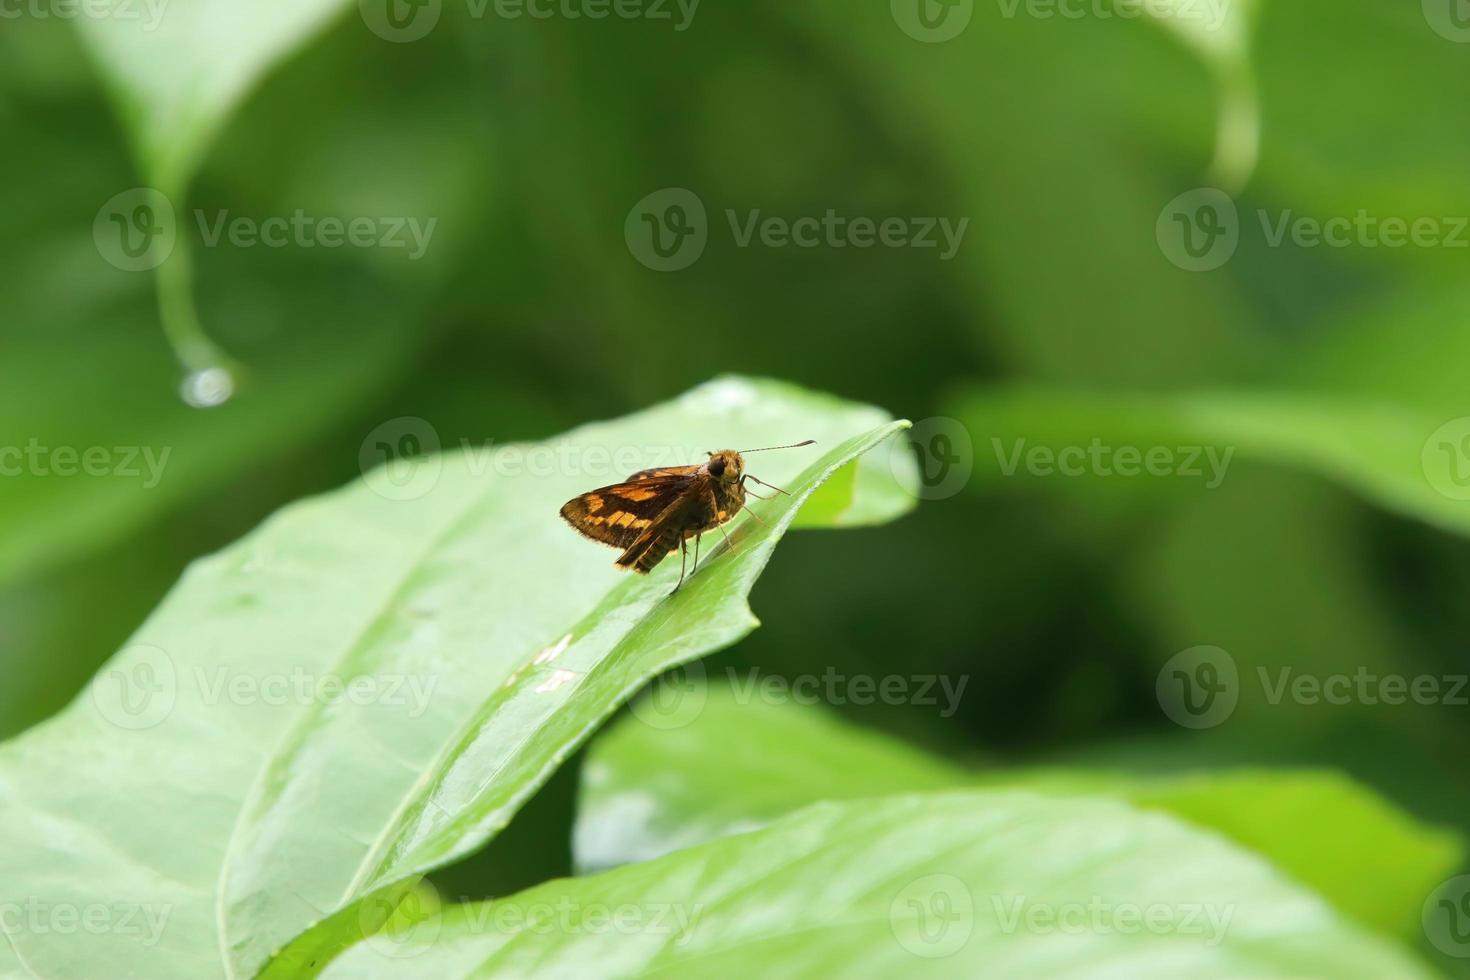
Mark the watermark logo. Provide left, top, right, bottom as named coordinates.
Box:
left=1424, top=0, right=1470, bottom=42
left=1160, top=189, right=1470, bottom=271
left=625, top=188, right=969, bottom=270
left=94, top=188, right=176, bottom=272
left=1156, top=645, right=1238, bottom=729
left=360, top=417, right=443, bottom=502
left=1423, top=417, right=1470, bottom=501
left=1157, top=187, right=1238, bottom=272
left=893, top=417, right=975, bottom=500
left=625, top=187, right=708, bottom=272
left=891, top=0, right=973, bottom=42
left=629, top=662, right=709, bottom=731
left=1424, top=875, right=1470, bottom=958
left=96, top=191, right=437, bottom=269
left=1162, top=657, right=1469, bottom=726
left=359, top=884, right=443, bottom=958
left=90, top=644, right=177, bottom=731
left=360, top=0, right=442, bottom=41
left=890, top=874, right=974, bottom=957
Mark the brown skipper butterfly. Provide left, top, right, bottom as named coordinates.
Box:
left=560, top=440, right=815, bottom=592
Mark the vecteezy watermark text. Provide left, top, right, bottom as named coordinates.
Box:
left=725, top=210, right=968, bottom=260
left=89, top=644, right=441, bottom=731
left=0, top=898, right=171, bottom=948
left=357, top=418, right=746, bottom=501
left=1157, top=646, right=1470, bottom=729
left=624, top=188, right=969, bottom=271
left=632, top=663, right=971, bottom=730
left=992, top=437, right=1234, bottom=488
left=459, top=898, right=702, bottom=943
left=93, top=188, right=438, bottom=272
left=0, top=0, right=168, bottom=29
left=195, top=666, right=439, bottom=718
left=195, top=210, right=436, bottom=260
left=1158, top=187, right=1470, bottom=271
left=359, top=0, right=699, bottom=43
left=992, top=895, right=1234, bottom=946
left=723, top=667, right=969, bottom=717
left=0, top=440, right=170, bottom=487
left=994, top=0, right=1230, bottom=32
left=360, top=888, right=704, bottom=958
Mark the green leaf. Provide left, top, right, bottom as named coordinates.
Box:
left=73, top=0, right=352, bottom=192
left=73, top=0, right=357, bottom=379
left=774, top=1, right=1251, bottom=385
left=575, top=687, right=1461, bottom=940
left=575, top=682, right=969, bottom=873
left=1252, top=0, right=1470, bottom=222
left=1098, top=770, right=1464, bottom=940
left=323, top=792, right=1437, bottom=979
left=0, top=272, right=413, bottom=591
left=952, top=385, right=1470, bottom=538
left=0, top=378, right=913, bottom=980
left=1130, top=0, right=1261, bottom=189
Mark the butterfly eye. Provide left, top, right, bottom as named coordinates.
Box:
left=708, top=459, right=726, bottom=477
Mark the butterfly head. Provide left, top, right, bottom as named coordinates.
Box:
left=704, top=450, right=744, bottom=484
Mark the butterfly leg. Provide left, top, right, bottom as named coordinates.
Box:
left=670, top=538, right=689, bottom=595
left=691, top=532, right=702, bottom=573
left=743, top=474, right=792, bottom=496
left=715, top=520, right=737, bottom=554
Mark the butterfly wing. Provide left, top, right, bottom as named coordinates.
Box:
left=615, top=485, right=711, bottom=573
left=622, top=463, right=701, bottom=483
left=560, top=473, right=695, bottom=549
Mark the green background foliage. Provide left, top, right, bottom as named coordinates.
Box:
left=2, top=0, right=1469, bottom=975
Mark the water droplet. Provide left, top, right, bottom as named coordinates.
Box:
left=181, top=366, right=235, bottom=408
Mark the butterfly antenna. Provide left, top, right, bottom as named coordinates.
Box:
left=736, top=439, right=816, bottom=454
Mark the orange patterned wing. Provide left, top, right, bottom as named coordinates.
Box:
left=622, top=463, right=701, bottom=483
left=559, top=474, right=695, bottom=549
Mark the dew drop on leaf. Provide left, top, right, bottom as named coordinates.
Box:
left=180, top=366, right=235, bottom=408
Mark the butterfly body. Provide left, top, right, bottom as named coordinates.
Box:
left=560, top=442, right=812, bottom=592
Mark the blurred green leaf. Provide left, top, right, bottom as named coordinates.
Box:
left=1134, top=0, right=1262, bottom=190
left=1099, top=769, right=1464, bottom=940
left=0, top=269, right=412, bottom=590
left=576, top=686, right=1461, bottom=940
left=73, top=0, right=360, bottom=378
left=72, top=0, right=351, bottom=192
left=953, top=385, right=1470, bottom=537
left=0, top=378, right=912, bottom=979
left=1253, top=1, right=1470, bottom=222
left=1286, top=284, right=1470, bottom=413
left=574, top=683, right=968, bottom=873
left=777, top=0, right=1252, bottom=385
left=325, top=792, right=1436, bottom=979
